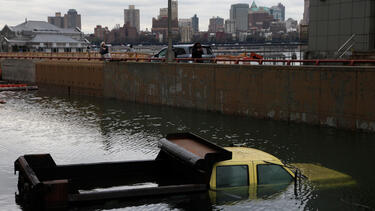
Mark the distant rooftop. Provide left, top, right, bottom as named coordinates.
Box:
left=31, top=34, right=80, bottom=43
left=231, top=3, right=249, bottom=8
left=251, top=1, right=257, bottom=9
left=12, top=21, right=60, bottom=32
left=67, top=9, right=78, bottom=14
left=249, top=1, right=271, bottom=13
left=8, top=21, right=81, bottom=34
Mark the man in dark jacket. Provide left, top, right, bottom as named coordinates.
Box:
left=192, top=42, right=204, bottom=63
left=100, top=42, right=109, bottom=60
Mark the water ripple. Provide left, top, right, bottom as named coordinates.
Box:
left=1, top=91, right=375, bottom=210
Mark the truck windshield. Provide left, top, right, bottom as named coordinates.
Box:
left=216, top=165, right=249, bottom=188
left=257, top=164, right=293, bottom=185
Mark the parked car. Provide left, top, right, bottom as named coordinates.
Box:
left=152, top=44, right=215, bottom=62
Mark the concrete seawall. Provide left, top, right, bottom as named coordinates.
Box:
left=103, top=62, right=375, bottom=132
left=35, top=61, right=104, bottom=97
left=0, top=59, right=36, bottom=83
left=3, top=59, right=375, bottom=132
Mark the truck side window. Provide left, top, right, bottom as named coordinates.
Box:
left=257, top=164, right=293, bottom=185
left=174, top=48, right=186, bottom=57
left=216, top=165, right=249, bottom=188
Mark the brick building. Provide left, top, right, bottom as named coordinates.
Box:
left=152, top=17, right=179, bottom=43
left=94, top=25, right=109, bottom=41
left=106, top=23, right=138, bottom=44
left=48, top=9, right=81, bottom=29
left=248, top=10, right=274, bottom=31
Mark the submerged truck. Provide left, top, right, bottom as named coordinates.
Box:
left=14, top=133, right=354, bottom=210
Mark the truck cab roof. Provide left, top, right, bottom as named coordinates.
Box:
left=223, top=147, right=282, bottom=163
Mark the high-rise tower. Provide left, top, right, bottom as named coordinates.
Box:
left=124, top=5, right=140, bottom=32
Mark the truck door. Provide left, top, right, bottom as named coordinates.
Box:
left=253, top=161, right=294, bottom=198
left=209, top=162, right=256, bottom=203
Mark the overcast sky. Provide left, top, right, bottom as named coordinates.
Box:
left=0, top=0, right=304, bottom=34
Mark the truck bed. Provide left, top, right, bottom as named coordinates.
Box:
left=14, top=133, right=232, bottom=210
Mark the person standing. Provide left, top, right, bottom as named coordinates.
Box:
left=100, top=42, right=110, bottom=60
left=129, top=44, right=135, bottom=52
left=192, top=42, right=204, bottom=63
left=86, top=45, right=91, bottom=59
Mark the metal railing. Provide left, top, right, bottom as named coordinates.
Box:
left=0, top=52, right=150, bottom=59
left=336, top=34, right=356, bottom=59
left=1, top=53, right=375, bottom=66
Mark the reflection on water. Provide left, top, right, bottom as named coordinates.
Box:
left=0, top=91, right=374, bottom=210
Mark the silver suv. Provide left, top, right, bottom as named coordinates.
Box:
left=152, top=44, right=215, bottom=62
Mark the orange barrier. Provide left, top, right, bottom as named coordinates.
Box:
left=0, top=84, right=27, bottom=88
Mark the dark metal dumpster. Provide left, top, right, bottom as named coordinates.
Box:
left=14, top=133, right=232, bottom=210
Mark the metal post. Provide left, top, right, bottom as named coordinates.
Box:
left=167, top=0, right=174, bottom=62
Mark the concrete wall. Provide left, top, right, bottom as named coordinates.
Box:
left=0, top=59, right=36, bottom=82
left=101, top=62, right=375, bottom=132
left=0, top=60, right=369, bottom=132
left=35, top=61, right=104, bottom=97
left=308, top=0, right=375, bottom=58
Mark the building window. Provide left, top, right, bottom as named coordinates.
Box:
left=65, top=48, right=72, bottom=52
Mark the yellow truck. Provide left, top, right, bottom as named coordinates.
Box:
left=14, top=133, right=354, bottom=210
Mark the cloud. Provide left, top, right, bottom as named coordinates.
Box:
left=0, top=0, right=304, bottom=33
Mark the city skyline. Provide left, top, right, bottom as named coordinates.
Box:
left=0, top=0, right=303, bottom=34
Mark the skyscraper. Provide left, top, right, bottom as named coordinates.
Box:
left=271, top=6, right=282, bottom=21
left=230, top=3, right=249, bottom=32
left=48, top=10, right=81, bottom=29
left=179, top=18, right=193, bottom=42
left=48, top=12, right=64, bottom=28
left=159, top=8, right=168, bottom=19
left=158, top=0, right=178, bottom=20
left=224, top=19, right=235, bottom=33
left=64, top=9, right=81, bottom=29
left=278, top=3, right=285, bottom=21
left=208, top=17, right=224, bottom=32
left=302, top=0, right=310, bottom=25
left=124, top=5, right=140, bottom=32
left=191, top=14, right=199, bottom=33
left=172, top=0, right=178, bottom=20
left=152, top=3, right=179, bottom=43
left=271, top=3, right=285, bottom=21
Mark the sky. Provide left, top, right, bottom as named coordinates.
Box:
left=0, top=0, right=304, bottom=34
